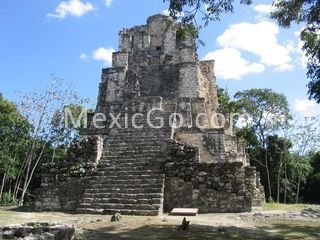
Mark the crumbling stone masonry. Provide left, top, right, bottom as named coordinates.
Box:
left=35, top=14, right=265, bottom=215
left=0, top=223, right=74, bottom=240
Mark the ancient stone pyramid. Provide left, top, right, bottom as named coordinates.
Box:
left=36, top=14, right=265, bottom=215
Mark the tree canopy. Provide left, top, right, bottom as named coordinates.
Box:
left=271, top=0, right=320, bottom=103
left=166, top=0, right=320, bottom=103
left=234, top=88, right=291, bottom=200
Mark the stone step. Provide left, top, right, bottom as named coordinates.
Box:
left=81, top=197, right=162, bottom=205
left=98, top=162, right=164, bottom=167
left=86, top=185, right=163, bottom=193
left=105, top=143, right=165, bottom=148
left=103, top=153, right=166, bottom=158
left=97, top=164, right=164, bottom=169
left=104, top=145, right=164, bottom=150
left=82, top=192, right=163, bottom=199
left=93, top=169, right=162, bottom=174
left=108, top=137, right=169, bottom=142
left=107, top=141, right=167, bottom=145
left=100, top=156, right=165, bottom=161
left=103, top=149, right=164, bottom=154
left=80, top=203, right=161, bottom=211
left=97, top=169, right=161, bottom=174
left=96, top=165, right=161, bottom=171
left=98, top=163, right=164, bottom=169
left=77, top=208, right=159, bottom=216
left=86, top=182, right=163, bottom=189
left=84, top=187, right=163, bottom=195
left=104, top=149, right=163, bottom=155
left=90, top=174, right=164, bottom=180
left=94, top=167, right=162, bottom=173
left=88, top=178, right=164, bottom=185
left=96, top=166, right=162, bottom=171
left=107, top=140, right=168, bottom=144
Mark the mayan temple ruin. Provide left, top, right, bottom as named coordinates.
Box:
left=35, top=14, right=265, bottom=215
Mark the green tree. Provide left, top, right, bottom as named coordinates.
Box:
left=271, top=0, right=320, bottom=103
left=164, top=0, right=252, bottom=29
left=289, top=116, right=320, bottom=202
left=0, top=96, right=31, bottom=202
left=303, top=152, right=320, bottom=203
left=266, top=135, right=292, bottom=203
left=17, top=75, right=87, bottom=206
left=217, top=87, right=239, bottom=113
left=50, top=104, right=90, bottom=162
left=234, top=88, right=291, bottom=201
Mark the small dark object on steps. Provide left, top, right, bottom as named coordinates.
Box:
left=218, top=227, right=226, bottom=234
left=111, top=213, right=122, bottom=222
left=178, top=217, right=189, bottom=231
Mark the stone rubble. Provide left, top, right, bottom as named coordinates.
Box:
left=0, top=223, right=74, bottom=240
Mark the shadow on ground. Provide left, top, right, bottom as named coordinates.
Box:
left=8, top=206, right=35, bottom=212
left=79, top=222, right=320, bottom=240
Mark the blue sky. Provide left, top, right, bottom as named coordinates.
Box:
left=1, top=0, right=319, bottom=117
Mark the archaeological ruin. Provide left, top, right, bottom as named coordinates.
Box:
left=35, top=14, right=265, bottom=215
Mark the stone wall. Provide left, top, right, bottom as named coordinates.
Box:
left=163, top=140, right=252, bottom=213
left=35, top=136, right=103, bottom=211
left=245, top=166, right=266, bottom=206
left=199, top=60, right=219, bottom=111
left=175, top=128, right=226, bottom=163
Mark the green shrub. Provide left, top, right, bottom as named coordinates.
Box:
left=70, top=163, right=86, bottom=177
left=0, top=192, right=18, bottom=206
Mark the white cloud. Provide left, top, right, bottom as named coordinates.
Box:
left=104, top=0, right=112, bottom=7
left=203, top=4, right=210, bottom=13
left=294, top=99, right=316, bottom=112
left=253, top=4, right=274, bottom=15
left=162, top=9, right=184, bottom=17
left=162, top=9, right=170, bottom=16
left=275, top=63, right=294, bottom=72
left=217, top=21, right=293, bottom=70
left=298, top=41, right=308, bottom=69
left=79, top=53, right=87, bottom=60
left=294, top=99, right=320, bottom=116
left=294, top=30, right=308, bottom=68
left=47, top=0, right=94, bottom=19
left=204, top=48, right=265, bottom=80
left=92, top=47, right=115, bottom=65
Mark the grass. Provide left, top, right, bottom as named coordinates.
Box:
left=263, top=202, right=310, bottom=211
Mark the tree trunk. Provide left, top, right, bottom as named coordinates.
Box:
left=51, top=147, right=56, bottom=163
left=19, top=157, right=32, bottom=206
left=0, top=173, right=6, bottom=200
left=276, top=162, right=282, bottom=203
left=19, top=142, right=46, bottom=206
left=264, top=150, right=272, bottom=201
left=13, top=158, right=28, bottom=200
left=283, top=162, right=287, bottom=204
left=13, top=178, right=20, bottom=200
left=8, top=178, right=12, bottom=195
left=296, top=174, right=301, bottom=204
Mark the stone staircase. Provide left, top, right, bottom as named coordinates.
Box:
left=77, top=106, right=173, bottom=215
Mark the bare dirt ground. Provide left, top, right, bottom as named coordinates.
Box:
left=0, top=205, right=319, bottom=239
